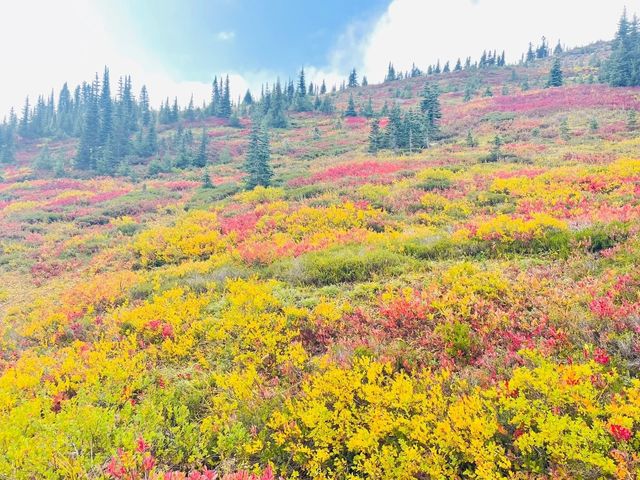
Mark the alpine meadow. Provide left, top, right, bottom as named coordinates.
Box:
left=3, top=3, right=640, bottom=479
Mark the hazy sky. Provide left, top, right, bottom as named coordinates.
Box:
left=1, top=0, right=638, bottom=116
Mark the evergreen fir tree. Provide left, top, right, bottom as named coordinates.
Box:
left=243, top=89, right=253, bottom=105
left=361, top=97, right=375, bottom=118
left=554, top=40, right=563, bottom=55
left=76, top=75, right=100, bottom=170
left=244, top=124, right=272, bottom=189
left=294, top=69, right=312, bottom=112
left=320, top=97, right=335, bottom=114
left=267, top=80, right=289, bottom=128
left=170, top=98, right=179, bottom=123
left=536, top=37, right=549, bottom=59
left=386, top=103, right=403, bottom=150
left=320, top=80, right=327, bottom=95
left=220, top=76, right=232, bottom=118
left=201, top=169, right=213, bottom=188
left=193, top=127, right=208, bottom=168
left=210, top=76, right=220, bottom=116
left=385, top=63, right=396, bottom=82
left=526, top=42, right=536, bottom=62
left=99, top=67, right=113, bottom=145
left=454, top=58, right=462, bottom=71
left=362, top=76, right=368, bottom=86
left=297, top=68, right=307, bottom=96
left=18, top=97, right=30, bottom=138
left=368, top=118, right=383, bottom=153
left=466, top=130, right=478, bottom=147
left=57, top=83, right=73, bottom=135
left=607, top=9, right=636, bottom=87
left=185, top=95, right=196, bottom=121
left=139, top=85, right=151, bottom=127
left=140, top=119, right=157, bottom=157
left=547, top=57, right=564, bottom=87
left=420, top=83, right=442, bottom=132
left=348, top=68, right=358, bottom=88
left=344, top=94, right=358, bottom=117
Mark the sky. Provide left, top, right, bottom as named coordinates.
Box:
left=1, top=0, right=639, bottom=116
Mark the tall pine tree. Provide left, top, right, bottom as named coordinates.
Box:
left=244, top=124, right=272, bottom=189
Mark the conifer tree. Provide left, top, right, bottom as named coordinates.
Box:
left=320, top=97, right=335, bottom=114
left=19, top=97, right=30, bottom=138
left=220, top=76, right=232, bottom=118
left=297, top=68, right=307, bottom=96
left=554, top=40, right=563, bottom=55
left=536, top=37, right=549, bottom=59
left=362, top=76, right=368, bottom=86
left=76, top=75, right=100, bottom=170
left=466, top=130, right=478, bottom=147
left=244, top=124, right=272, bottom=189
left=454, top=58, right=462, bottom=71
left=293, top=70, right=312, bottom=112
left=320, top=80, right=327, bottom=95
left=420, top=83, right=442, bottom=132
left=488, top=135, right=503, bottom=161
left=606, top=9, right=637, bottom=87
left=139, top=119, right=157, bottom=157
left=361, top=97, right=375, bottom=118
left=368, top=118, right=383, bottom=154
left=193, top=127, right=208, bottom=167
left=170, top=98, right=179, bottom=123
left=267, top=80, right=289, bottom=128
left=210, top=76, right=220, bottom=116
left=58, top=83, right=73, bottom=135
left=385, top=63, right=396, bottom=82
left=547, top=57, right=564, bottom=87
left=348, top=68, right=359, bottom=88
left=526, top=42, right=536, bottom=62
left=99, top=67, right=113, bottom=145
left=201, top=169, right=213, bottom=188
left=344, top=94, right=358, bottom=117
left=139, top=85, right=151, bottom=127
left=185, top=95, right=196, bottom=121
left=386, top=103, right=403, bottom=150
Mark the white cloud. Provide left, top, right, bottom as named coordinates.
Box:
left=354, top=0, right=640, bottom=83
left=0, top=1, right=252, bottom=115
left=216, top=31, right=236, bottom=42
left=2, top=0, right=639, bottom=118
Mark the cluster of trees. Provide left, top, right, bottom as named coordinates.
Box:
left=368, top=83, right=441, bottom=154
left=384, top=49, right=509, bottom=83
left=75, top=69, right=156, bottom=173
left=0, top=117, right=16, bottom=164
left=250, top=68, right=336, bottom=129
left=604, top=9, right=640, bottom=87
left=525, top=37, right=554, bottom=62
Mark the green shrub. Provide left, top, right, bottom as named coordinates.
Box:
left=416, top=177, right=452, bottom=191
left=573, top=222, right=628, bottom=253
left=435, top=321, right=477, bottom=360
left=286, top=185, right=325, bottom=200
left=281, top=246, right=404, bottom=286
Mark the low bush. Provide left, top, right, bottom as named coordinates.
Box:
left=281, top=246, right=405, bottom=285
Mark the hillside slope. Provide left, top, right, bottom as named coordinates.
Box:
left=1, top=43, right=640, bottom=479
